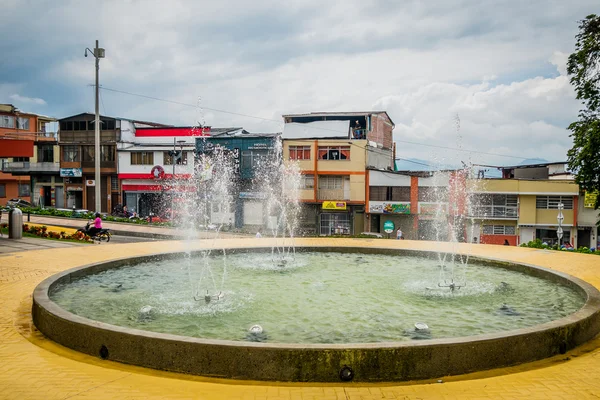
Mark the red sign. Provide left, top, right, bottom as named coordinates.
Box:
left=150, top=165, right=165, bottom=179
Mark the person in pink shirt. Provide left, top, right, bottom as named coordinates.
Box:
left=87, top=212, right=103, bottom=237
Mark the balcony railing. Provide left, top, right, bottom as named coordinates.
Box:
left=469, top=205, right=518, bottom=219
left=2, top=161, right=60, bottom=173
left=317, top=189, right=348, bottom=201
left=35, top=131, right=58, bottom=141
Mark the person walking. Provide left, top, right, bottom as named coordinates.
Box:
left=396, top=228, right=403, bottom=240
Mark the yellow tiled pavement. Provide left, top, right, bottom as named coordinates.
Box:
left=2, top=238, right=600, bottom=399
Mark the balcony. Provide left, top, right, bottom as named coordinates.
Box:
left=59, top=131, right=119, bottom=144
left=317, top=189, right=348, bottom=201
left=2, top=161, right=60, bottom=174
left=35, top=131, right=58, bottom=142
left=469, top=205, right=518, bottom=219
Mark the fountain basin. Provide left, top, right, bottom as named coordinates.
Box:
left=32, top=245, right=600, bottom=382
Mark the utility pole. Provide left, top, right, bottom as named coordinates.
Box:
left=85, top=40, right=105, bottom=213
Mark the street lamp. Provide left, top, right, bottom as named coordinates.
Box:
left=557, top=202, right=564, bottom=245
left=85, top=40, right=105, bottom=213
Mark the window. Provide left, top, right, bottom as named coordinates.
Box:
left=320, top=213, right=351, bottom=236
left=163, top=151, right=188, bottom=165
left=482, top=225, right=516, bottom=235
left=17, top=117, right=30, bottom=130
left=18, top=183, right=30, bottom=197
left=37, top=145, right=54, bottom=163
left=0, top=183, right=5, bottom=197
left=103, top=119, right=116, bottom=130
left=111, top=175, right=119, bottom=191
left=241, top=150, right=268, bottom=169
left=13, top=157, right=29, bottom=162
left=82, top=146, right=95, bottom=162
left=318, top=175, right=343, bottom=189
left=62, top=145, right=80, bottom=162
left=369, top=186, right=410, bottom=201
left=131, top=152, right=154, bottom=165
left=101, top=145, right=115, bottom=162
left=301, top=175, right=314, bottom=189
left=536, top=196, right=573, bottom=209
left=0, top=115, right=15, bottom=128
left=317, top=146, right=350, bottom=160
left=289, top=146, right=311, bottom=160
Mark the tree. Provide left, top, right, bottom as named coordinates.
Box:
left=566, top=14, right=600, bottom=209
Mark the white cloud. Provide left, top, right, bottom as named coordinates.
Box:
left=374, top=55, right=580, bottom=166
left=9, top=93, right=47, bottom=105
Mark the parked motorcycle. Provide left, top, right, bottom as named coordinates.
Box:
left=77, top=220, right=112, bottom=242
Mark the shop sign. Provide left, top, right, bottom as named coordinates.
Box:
left=60, top=168, right=82, bottom=177
left=67, top=186, right=83, bottom=191
left=383, top=220, right=395, bottom=233
left=151, top=165, right=165, bottom=179
left=85, top=179, right=95, bottom=187
left=369, top=201, right=410, bottom=214
left=322, top=201, right=347, bottom=210
left=233, top=148, right=240, bottom=174
left=584, top=190, right=598, bottom=208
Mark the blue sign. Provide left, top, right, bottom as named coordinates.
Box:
left=60, top=168, right=82, bottom=177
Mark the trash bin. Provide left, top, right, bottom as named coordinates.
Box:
left=9, top=208, right=23, bottom=239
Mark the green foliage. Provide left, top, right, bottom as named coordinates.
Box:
left=520, top=238, right=599, bottom=255
left=567, top=14, right=600, bottom=210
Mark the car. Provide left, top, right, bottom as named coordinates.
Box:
left=5, top=198, right=32, bottom=208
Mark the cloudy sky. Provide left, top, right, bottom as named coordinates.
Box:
left=1, top=0, right=597, bottom=168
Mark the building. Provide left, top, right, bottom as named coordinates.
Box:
left=468, top=162, right=597, bottom=248
left=58, top=113, right=167, bottom=212
left=195, top=130, right=281, bottom=229
left=281, top=111, right=395, bottom=236
left=117, top=125, right=229, bottom=217
left=0, top=104, right=56, bottom=206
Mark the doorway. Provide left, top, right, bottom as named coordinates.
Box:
left=370, top=214, right=380, bottom=232
left=578, top=228, right=591, bottom=248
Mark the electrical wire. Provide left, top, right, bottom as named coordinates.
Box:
left=98, top=85, right=533, bottom=162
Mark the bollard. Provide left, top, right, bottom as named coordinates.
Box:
left=27, top=211, right=30, bottom=222
left=8, top=208, right=23, bottom=239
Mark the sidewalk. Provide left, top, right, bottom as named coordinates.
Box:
left=25, top=214, right=249, bottom=239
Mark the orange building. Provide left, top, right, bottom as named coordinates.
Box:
left=0, top=104, right=55, bottom=206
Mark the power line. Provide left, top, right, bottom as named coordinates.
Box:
left=394, top=157, right=437, bottom=167
left=99, top=85, right=531, bottom=161
left=100, top=86, right=283, bottom=125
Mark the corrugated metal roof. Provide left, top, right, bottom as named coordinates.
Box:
left=282, top=121, right=350, bottom=139
left=282, top=111, right=395, bottom=126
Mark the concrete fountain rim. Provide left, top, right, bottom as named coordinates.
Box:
left=32, top=242, right=600, bottom=382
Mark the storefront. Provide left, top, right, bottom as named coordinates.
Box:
left=319, top=201, right=351, bottom=236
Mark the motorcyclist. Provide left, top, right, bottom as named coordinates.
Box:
left=87, top=212, right=103, bottom=237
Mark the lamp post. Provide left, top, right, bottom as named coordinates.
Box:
left=85, top=40, right=105, bottom=213
left=557, top=202, right=564, bottom=245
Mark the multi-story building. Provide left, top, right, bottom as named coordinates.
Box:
left=468, top=162, right=597, bottom=248
left=195, top=131, right=281, bottom=229
left=282, top=111, right=395, bottom=236
left=366, top=169, right=455, bottom=240
left=118, top=125, right=223, bottom=217
left=58, top=113, right=167, bottom=212
left=365, top=162, right=599, bottom=249
left=0, top=104, right=56, bottom=206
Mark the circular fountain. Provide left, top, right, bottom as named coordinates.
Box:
left=32, top=244, right=600, bottom=382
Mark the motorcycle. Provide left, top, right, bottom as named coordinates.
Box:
left=77, top=220, right=112, bottom=242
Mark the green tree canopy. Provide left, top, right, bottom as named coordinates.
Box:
left=567, top=14, right=600, bottom=209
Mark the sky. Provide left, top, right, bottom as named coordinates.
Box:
left=1, top=0, right=598, bottom=168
